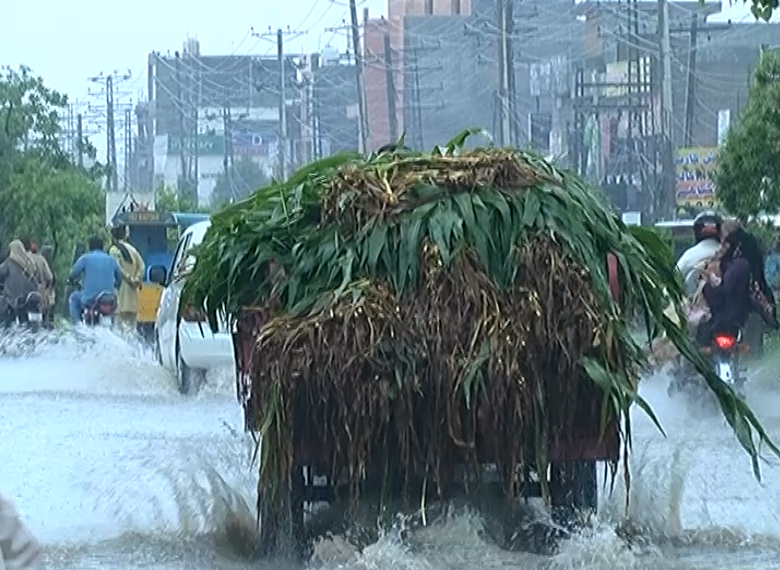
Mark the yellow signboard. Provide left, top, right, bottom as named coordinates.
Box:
left=676, top=147, right=717, bottom=208
left=126, top=210, right=163, bottom=224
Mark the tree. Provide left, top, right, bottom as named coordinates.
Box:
left=211, top=156, right=270, bottom=209
left=742, top=0, right=779, bottom=21
left=154, top=184, right=210, bottom=214
left=714, top=50, right=780, bottom=220
left=0, top=65, right=106, bottom=305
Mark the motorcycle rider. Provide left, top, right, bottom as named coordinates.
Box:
left=698, top=226, right=774, bottom=345
left=676, top=211, right=723, bottom=296
left=67, top=235, right=123, bottom=325
left=21, top=237, right=54, bottom=318
left=0, top=240, right=41, bottom=327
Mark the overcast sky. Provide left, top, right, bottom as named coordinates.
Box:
left=2, top=0, right=387, bottom=102
left=0, top=0, right=766, bottom=162
left=2, top=0, right=766, bottom=103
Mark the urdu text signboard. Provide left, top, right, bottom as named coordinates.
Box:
left=675, top=147, right=717, bottom=208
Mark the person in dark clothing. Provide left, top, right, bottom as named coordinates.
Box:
left=698, top=227, right=774, bottom=345
left=0, top=240, right=40, bottom=327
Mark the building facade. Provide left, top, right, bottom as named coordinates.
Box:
left=147, top=38, right=299, bottom=205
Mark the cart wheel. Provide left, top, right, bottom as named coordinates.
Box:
left=257, top=469, right=307, bottom=559
left=550, top=461, right=598, bottom=530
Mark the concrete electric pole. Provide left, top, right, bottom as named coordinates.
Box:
left=657, top=0, right=674, bottom=143
left=349, top=0, right=369, bottom=152
left=252, top=27, right=301, bottom=178
left=382, top=29, right=398, bottom=142
left=497, top=0, right=512, bottom=147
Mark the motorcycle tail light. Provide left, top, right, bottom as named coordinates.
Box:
left=714, top=335, right=736, bottom=351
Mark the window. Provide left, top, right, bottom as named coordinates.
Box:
left=424, top=0, right=433, bottom=15
left=170, top=233, right=192, bottom=282
left=452, top=0, right=461, bottom=14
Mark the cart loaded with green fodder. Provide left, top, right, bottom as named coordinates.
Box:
left=183, top=131, right=777, bottom=557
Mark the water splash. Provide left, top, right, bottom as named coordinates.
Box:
left=3, top=331, right=780, bottom=569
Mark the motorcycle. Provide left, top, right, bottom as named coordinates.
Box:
left=668, top=330, right=746, bottom=400
left=1, top=291, right=45, bottom=332
left=703, top=331, right=746, bottom=394
left=81, top=290, right=118, bottom=327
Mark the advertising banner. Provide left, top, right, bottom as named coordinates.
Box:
left=675, top=147, right=717, bottom=208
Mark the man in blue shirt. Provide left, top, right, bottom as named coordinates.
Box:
left=68, top=235, right=123, bottom=324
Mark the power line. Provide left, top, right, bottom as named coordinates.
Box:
left=87, top=70, right=133, bottom=192
left=251, top=26, right=307, bottom=178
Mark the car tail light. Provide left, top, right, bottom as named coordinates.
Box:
left=181, top=303, right=206, bottom=322
left=714, top=335, right=736, bottom=351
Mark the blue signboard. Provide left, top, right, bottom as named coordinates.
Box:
left=231, top=130, right=276, bottom=157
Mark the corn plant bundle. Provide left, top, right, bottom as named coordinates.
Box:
left=183, top=131, right=777, bottom=522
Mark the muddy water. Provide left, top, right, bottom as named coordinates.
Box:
left=1, top=328, right=779, bottom=569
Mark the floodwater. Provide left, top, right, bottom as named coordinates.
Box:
left=1, top=329, right=780, bottom=570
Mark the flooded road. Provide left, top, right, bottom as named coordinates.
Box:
left=1, top=329, right=780, bottom=569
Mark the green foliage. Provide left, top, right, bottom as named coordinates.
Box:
left=211, top=156, right=271, bottom=210
left=745, top=218, right=778, bottom=253
left=0, top=65, right=105, bottom=304
left=705, top=0, right=779, bottom=21
left=184, top=131, right=778, bottom=511
left=715, top=50, right=780, bottom=218
left=154, top=183, right=210, bottom=214
left=746, top=0, right=779, bottom=21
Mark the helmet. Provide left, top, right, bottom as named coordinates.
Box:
left=693, top=211, right=723, bottom=243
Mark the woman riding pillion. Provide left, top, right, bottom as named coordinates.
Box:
left=0, top=240, right=41, bottom=327
left=701, top=226, right=779, bottom=342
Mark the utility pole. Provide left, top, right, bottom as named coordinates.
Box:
left=147, top=52, right=157, bottom=194
left=106, top=76, right=117, bottom=192
left=349, top=0, right=369, bottom=152
left=76, top=113, right=84, bottom=168
left=382, top=29, right=398, bottom=142
left=677, top=18, right=730, bottom=147
left=658, top=0, right=674, bottom=143
left=497, top=0, right=511, bottom=147
left=124, top=108, right=132, bottom=191
left=88, top=71, right=131, bottom=192
left=252, top=27, right=301, bottom=178
left=174, top=52, right=189, bottom=201
left=409, top=41, right=424, bottom=149
left=223, top=102, right=234, bottom=201
left=684, top=12, right=698, bottom=147
left=277, top=29, right=288, bottom=178
left=205, top=95, right=246, bottom=203
left=324, top=21, right=370, bottom=151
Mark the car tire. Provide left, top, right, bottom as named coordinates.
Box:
left=176, top=334, right=206, bottom=396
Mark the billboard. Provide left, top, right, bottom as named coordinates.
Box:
left=167, top=134, right=225, bottom=156
left=675, top=147, right=717, bottom=208
left=231, top=131, right=276, bottom=157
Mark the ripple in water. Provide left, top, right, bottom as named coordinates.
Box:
left=1, top=330, right=780, bottom=569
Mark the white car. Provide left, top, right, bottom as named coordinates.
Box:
left=153, top=220, right=234, bottom=394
